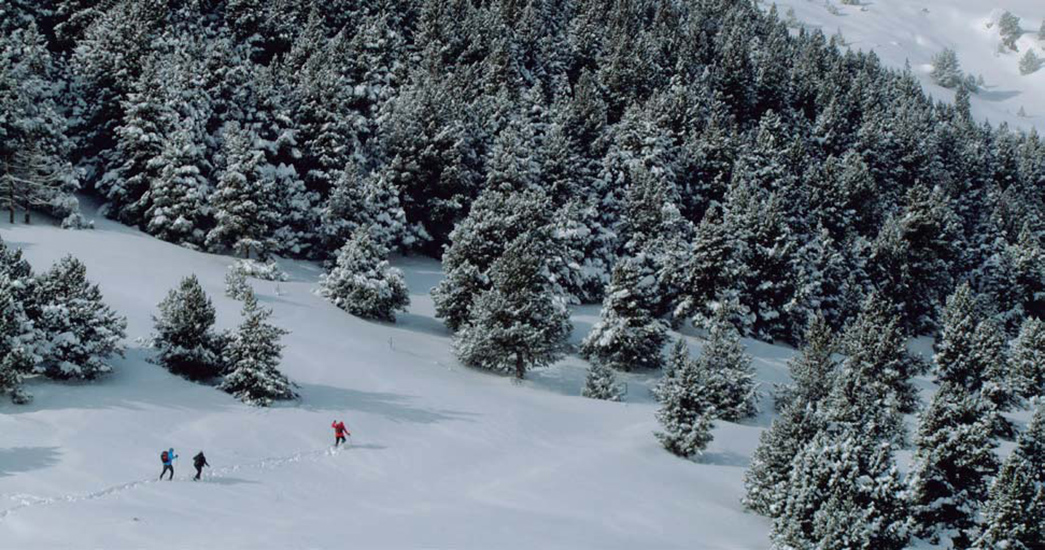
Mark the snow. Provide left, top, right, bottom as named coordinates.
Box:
left=0, top=206, right=776, bottom=549
left=771, top=0, right=1045, bottom=133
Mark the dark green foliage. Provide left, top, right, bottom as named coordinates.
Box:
left=151, top=275, right=223, bottom=381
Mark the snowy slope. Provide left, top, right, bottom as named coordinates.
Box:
left=0, top=207, right=786, bottom=550
left=769, top=0, right=1045, bottom=133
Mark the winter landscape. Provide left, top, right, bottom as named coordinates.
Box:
left=2, top=1, right=1045, bottom=549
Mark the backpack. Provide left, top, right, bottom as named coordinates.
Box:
left=161, top=450, right=169, bottom=463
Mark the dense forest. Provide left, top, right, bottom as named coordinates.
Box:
left=3, top=1, right=1045, bottom=547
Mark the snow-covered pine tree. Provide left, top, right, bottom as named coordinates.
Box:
left=432, top=187, right=551, bottom=331
left=1012, top=317, right=1045, bottom=399
left=32, top=255, right=126, bottom=380
left=224, top=264, right=253, bottom=301
left=974, top=404, right=1045, bottom=549
left=0, top=273, right=35, bottom=403
left=778, top=312, right=837, bottom=410
left=653, top=344, right=715, bottom=458
left=744, top=398, right=825, bottom=518
left=142, top=126, right=210, bottom=248
left=582, top=360, right=624, bottom=402
left=908, top=382, right=999, bottom=547
left=840, top=293, right=923, bottom=415
left=320, top=161, right=408, bottom=257
left=219, top=291, right=296, bottom=406
left=673, top=205, right=736, bottom=326
left=151, top=275, right=223, bottom=381
left=318, top=227, right=410, bottom=322
left=971, top=317, right=1017, bottom=436
left=1019, top=49, right=1043, bottom=75
left=936, top=283, right=983, bottom=389
left=772, top=431, right=909, bottom=550
left=931, top=49, right=964, bottom=89
left=695, top=302, right=758, bottom=421
left=206, top=122, right=277, bottom=259
left=453, top=230, right=571, bottom=379
left=580, top=256, right=667, bottom=372
left=999, top=11, right=1022, bottom=52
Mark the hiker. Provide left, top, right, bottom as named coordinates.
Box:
left=193, top=451, right=210, bottom=481
left=160, top=448, right=177, bottom=480
left=332, top=420, right=350, bottom=447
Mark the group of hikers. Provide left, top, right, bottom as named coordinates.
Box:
left=159, top=420, right=351, bottom=481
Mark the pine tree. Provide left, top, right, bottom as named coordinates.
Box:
left=318, top=227, right=410, bottom=322
left=673, top=206, right=736, bottom=326
left=653, top=347, right=715, bottom=458
left=773, top=431, right=909, bottom=550
left=974, top=403, right=1045, bottom=550
left=453, top=231, right=571, bottom=379
left=1012, top=317, right=1045, bottom=399
left=580, top=256, right=667, bottom=372
left=999, top=11, right=1022, bottom=52
left=33, top=256, right=126, bottom=381
left=930, top=48, right=964, bottom=89
left=935, top=283, right=983, bottom=390
left=908, top=383, right=999, bottom=547
left=219, top=292, right=297, bottom=406
left=780, top=313, right=838, bottom=410
left=0, top=273, right=34, bottom=403
left=142, top=126, right=210, bottom=248
left=1019, top=49, right=1043, bottom=75
left=206, top=123, right=277, bottom=259
left=150, top=275, right=223, bottom=381
left=224, top=265, right=253, bottom=301
left=744, top=399, right=825, bottom=517
left=696, top=303, right=758, bottom=422
left=582, top=360, right=624, bottom=402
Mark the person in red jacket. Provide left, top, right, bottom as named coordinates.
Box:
left=332, top=420, right=350, bottom=447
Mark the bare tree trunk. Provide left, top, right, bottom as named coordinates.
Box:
left=22, top=194, right=30, bottom=224
left=515, top=352, right=525, bottom=380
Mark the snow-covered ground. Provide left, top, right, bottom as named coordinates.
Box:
left=769, top=0, right=1045, bottom=133
left=0, top=207, right=788, bottom=549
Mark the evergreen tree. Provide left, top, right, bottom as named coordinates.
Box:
left=0, top=273, right=34, bottom=403
left=453, top=231, right=571, bottom=379
left=673, top=206, right=736, bottom=326
left=33, top=256, right=126, bottom=381
left=973, top=451, right=1045, bottom=550
left=931, top=49, right=964, bottom=89
left=744, top=399, right=825, bottom=518
left=781, top=313, right=838, bottom=409
left=840, top=294, right=923, bottom=415
left=908, top=383, right=999, bottom=547
left=318, top=227, right=410, bottom=322
left=1012, top=317, right=1045, bottom=399
left=935, top=283, right=983, bottom=390
left=219, top=292, right=297, bottom=406
left=695, top=303, right=758, bottom=422
left=581, top=256, right=667, bottom=372
left=142, top=126, right=210, bottom=248
left=224, top=265, right=253, bottom=301
left=206, top=122, right=277, bottom=259
left=999, top=11, right=1022, bottom=52
left=582, top=360, right=624, bottom=402
left=150, top=275, right=223, bottom=381
left=1019, top=49, right=1042, bottom=75
left=773, top=431, right=909, bottom=550
left=653, top=346, right=715, bottom=458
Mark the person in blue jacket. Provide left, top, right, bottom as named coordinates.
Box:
left=160, top=448, right=177, bottom=480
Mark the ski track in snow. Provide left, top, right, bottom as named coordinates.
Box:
left=0, top=445, right=355, bottom=520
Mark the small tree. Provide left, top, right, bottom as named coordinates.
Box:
left=318, top=228, right=410, bottom=322
left=1019, top=49, right=1043, bottom=75
left=219, top=292, right=297, bottom=406
left=696, top=303, right=758, bottom=421
left=582, top=360, right=624, bottom=402
left=931, top=49, right=965, bottom=89
left=653, top=350, right=715, bottom=458
left=33, top=255, right=126, bottom=380
left=224, top=265, right=252, bottom=301
left=580, top=256, right=667, bottom=372
left=1012, top=317, right=1045, bottom=399
left=453, top=231, right=571, bottom=379
left=999, top=11, right=1022, bottom=51
left=151, top=275, right=223, bottom=381
left=779, top=313, right=837, bottom=410
left=744, top=399, right=825, bottom=517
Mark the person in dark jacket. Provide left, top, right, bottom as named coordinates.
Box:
left=193, top=451, right=209, bottom=481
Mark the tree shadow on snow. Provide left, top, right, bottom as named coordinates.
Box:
left=393, top=312, right=451, bottom=338
left=294, top=383, right=478, bottom=425
left=0, top=447, right=62, bottom=477
left=700, top=450, right=751, bottom=468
